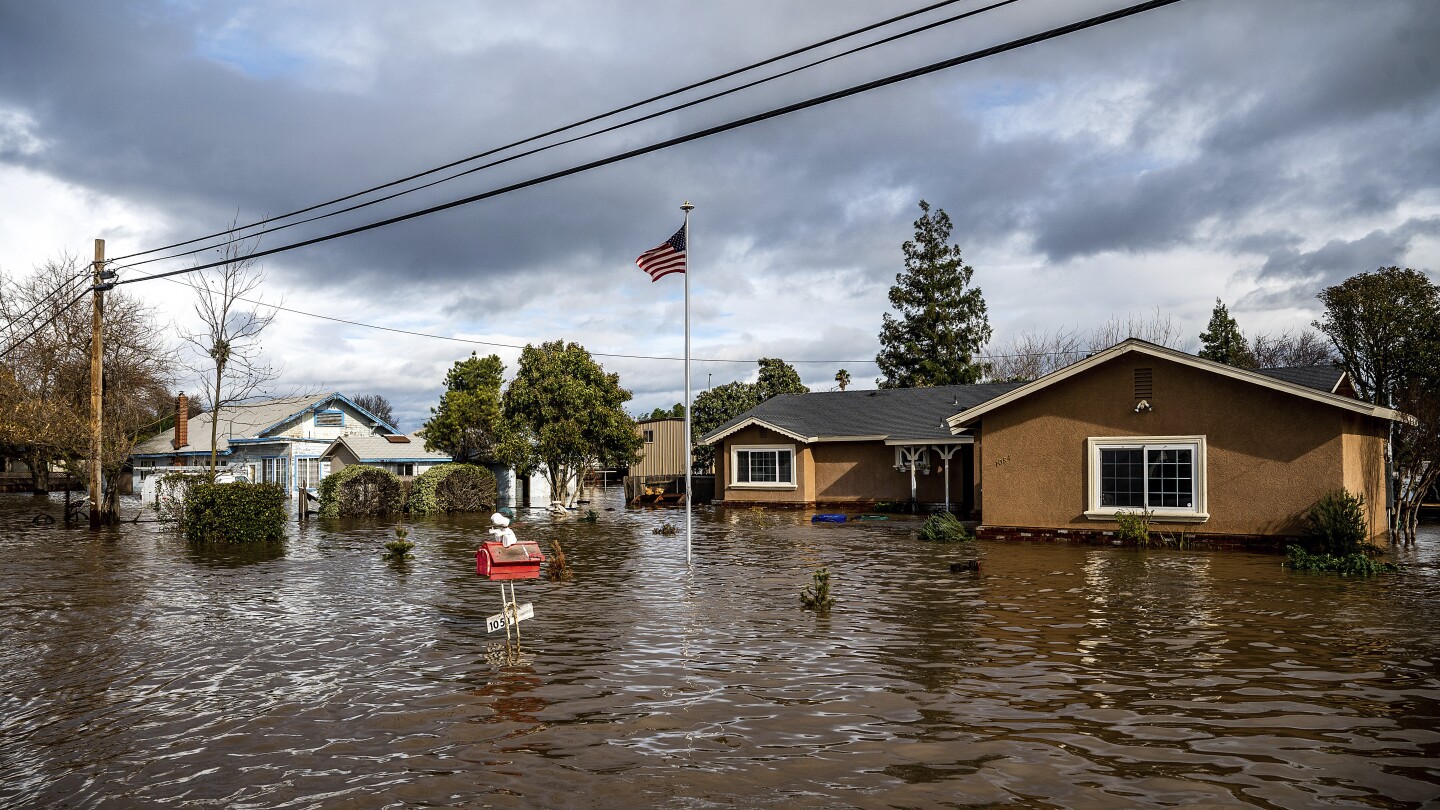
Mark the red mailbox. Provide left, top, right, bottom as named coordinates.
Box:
left=477, top=541, right=545, bottom=580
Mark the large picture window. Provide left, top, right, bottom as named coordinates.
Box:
left=730, top=445, right=795, bottom=488
left=1087, top=436, right=1207, bottom=521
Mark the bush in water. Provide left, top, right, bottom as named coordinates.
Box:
left=317, top=465, right=404, bottom=518
left=182, top=482, right=286, bottom=544
left=407, top=463, right=497, bottom=515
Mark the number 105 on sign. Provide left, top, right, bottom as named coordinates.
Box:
left=487, top=603, right=534, bottom=633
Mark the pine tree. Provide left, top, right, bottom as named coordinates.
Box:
left=876, top=201, right=991, bottom=388
left=1198, top=298, right=1255, bottom=367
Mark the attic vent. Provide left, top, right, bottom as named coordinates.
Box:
left=1134, top=368, right=1153, bottom=399
left=384, top=435, right=411, bottom=443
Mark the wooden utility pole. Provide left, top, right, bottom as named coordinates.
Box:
left=89, top=238, right=105, bottom=529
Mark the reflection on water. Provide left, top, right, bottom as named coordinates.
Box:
left=2, top=491, right=1438, bottom=808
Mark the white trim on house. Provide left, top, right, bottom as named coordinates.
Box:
left=946, top=339, right=1405, bottom=432
left=729, top=443, right=797, bottom=489
left=1084, top=434, right=1209, bottom=523
left=702, top=418, right=810, bottom=445
left=884, top=436, right=973, bottom=446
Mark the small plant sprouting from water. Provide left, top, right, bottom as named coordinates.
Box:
left=653, top=522, right=678, bottom=536
left=1115, top=509, right=1152, bottom=547
left=580, top=509, right=599, bottom=523
left=384, top=524, right=414, bottom=561
left=1284, top=545, right=1398, bottom=576
left=918, top=511, right=971, bottom=543
left=800, top=567, right=835, bottom=612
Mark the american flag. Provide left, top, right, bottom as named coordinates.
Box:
left=635, top=226, right=686, bottom=282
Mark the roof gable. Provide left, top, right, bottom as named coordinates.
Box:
left=946, top=339, right=1401, bottom=432
left=131, top=392, right=400, bottom=457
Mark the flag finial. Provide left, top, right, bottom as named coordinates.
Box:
left=680, top=201, right=694, bottom=211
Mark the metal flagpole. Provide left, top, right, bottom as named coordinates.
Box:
left=681, top=200, right=694, bottom=565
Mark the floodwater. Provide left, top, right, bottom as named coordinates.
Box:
left=2, top=491, right=1438, bottom=809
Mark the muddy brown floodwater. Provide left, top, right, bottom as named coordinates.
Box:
left=1, top=490, right=1438, bottom=809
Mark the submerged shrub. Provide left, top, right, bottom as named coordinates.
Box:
left=183, top=482, right=286, bottom=544
left=1285, top=545, right=1398, bottom=576
left=318, top=465, right=404, bottom=518
left=918, top=511, right=971, bottom=542
left=1115, top=510, right=1152, bottom=547
left=155, top=471, right=205, bottom=524
left=408, top=463, right=497, bottom=514
left=1301, top=490, right=1368, bottom=556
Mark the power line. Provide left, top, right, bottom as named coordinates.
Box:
left=115, top=0, right=1184, bottom=289
left=151, top=275, right=1130, bottom=367
left=105, top=0, right=1025, bottom=275
left=105, top=0, right=985, bottom=265
left=0, top=271, right=92, bottom=345
left=0, top=286, right=94, bottom=361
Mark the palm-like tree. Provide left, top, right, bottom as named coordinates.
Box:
left=835, top=369, right=851, bottom=391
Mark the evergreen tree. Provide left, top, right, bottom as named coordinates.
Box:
left=876, top=200, right=991, bottom=388
left=421, top=353, right=508, bottom=462
left=1198, top=298, right=1255, bottom=367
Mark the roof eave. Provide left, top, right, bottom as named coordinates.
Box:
left=946, top=339, right=1404, bottom=432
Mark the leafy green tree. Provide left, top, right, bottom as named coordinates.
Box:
left=1198, top=298, right=1256, bottom=367
left=421, top=352, right=508, bottom=462
left=501, top=341, right=643, bottom=505
left=690, top=381, right=760, bottom=470
left=1316, top=266, right=1440, bottom=542
left=1315, top=267, right=1439, bottom=407
left=876, top=200, right=991, bottom=388
left=645, top=403, right=685, bottom=420
left=756, top=357, right=809, bottom=400
left=690, top=358, right=807, bottom=469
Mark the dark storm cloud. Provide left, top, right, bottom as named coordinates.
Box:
left=1237, top=218, right=1440, bottom=310
left=2, top=0, right=1437, bottom=303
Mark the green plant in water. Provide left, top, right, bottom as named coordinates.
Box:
left=1284, top=545, right=1398, bottom=576
left=653, top=522, right=678, bottom=536
left=182, top=482, right=286, bottom=544
left=918, top=511, right=971, bottom=543
left=580, top=509, right=599, bottom=523
left=384, top=524, right=414, bottom=561
left=1301, top=490, right=1368, bottom=556
left=800, top=567, right=835, bottom=612
left=1115, top=509, right=1152, bottom=547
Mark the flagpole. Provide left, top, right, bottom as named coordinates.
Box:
left=681, top=200, right=694, bottom=566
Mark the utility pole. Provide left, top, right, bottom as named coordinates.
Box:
left=89, top=238, right=110, bottom=529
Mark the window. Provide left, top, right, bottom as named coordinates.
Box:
left=730, top=445, right=796, bottom=488
left=296, top=457, right=322, bottom=490
left=261, top=457, right=290, bottom=493
left=1087, top=436, right=1207, bottom=521
left=643, top=429, right=655, bottom=443
left=314, top=409, right=344, bottom=427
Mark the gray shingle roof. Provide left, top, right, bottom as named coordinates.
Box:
left=701, top=382, right=1025, bottom=444
left=1253, top=365, right=1344, bottom=393
left=325, top=434, right=451, bottom=463
left=132, top=394, right=320, bottom=456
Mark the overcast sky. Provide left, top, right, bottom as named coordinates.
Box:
left=2, top=0, right=1437, bottom=429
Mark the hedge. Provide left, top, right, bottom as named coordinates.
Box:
left=317, top=465, right=405, bottom=518
left=408, top=463, right=498, bottom=514
left=183, top=482, right=287, bottom=543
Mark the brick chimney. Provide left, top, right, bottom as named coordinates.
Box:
left=173, top=392, right=189, bottom=450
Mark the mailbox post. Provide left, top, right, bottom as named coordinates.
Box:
left=477, top=540, right=545, bottom=641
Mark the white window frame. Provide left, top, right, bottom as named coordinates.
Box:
left=1085, top=435, right=1208, bottom=522
left=729, top=444, right=797, bottom=489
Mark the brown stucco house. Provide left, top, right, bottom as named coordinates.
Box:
left=702, top=339, right=1402, bottom=546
